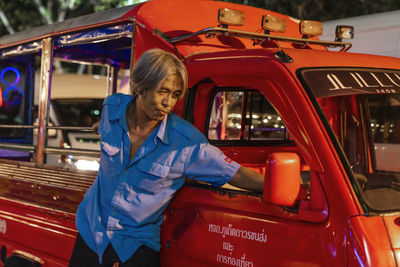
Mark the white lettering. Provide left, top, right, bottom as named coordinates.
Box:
left=327, top=74, right=352, bottom=91
left=223, top=241, right=234, bottom=252
left=384, top=73, right=400, bottom=86
left=355, top=72, right=378, bottom=87
left=376, top=89, right=398, bottom=94
left=370, top=73, right=393, bottom=87
left=327, top=74, right=340, bottom=90
left=332, top=74, right=352, bottom=89
left=0, top=218, right=6, bottom=234
left=217, top=253, right=254, bottom=267
left=208, top=223, right=267, bottom=243
left=350, top=72, right=364, bottom=87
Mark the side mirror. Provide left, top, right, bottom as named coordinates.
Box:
left=263, top=152, right=301, bottom=206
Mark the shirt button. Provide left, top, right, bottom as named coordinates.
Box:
left=112, top=212, right=116, bottom=216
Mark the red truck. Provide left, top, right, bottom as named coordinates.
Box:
left=0, top=0, right=400, bottom=266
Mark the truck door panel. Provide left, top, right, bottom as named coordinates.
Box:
left=161, top=180, right=333, bottom=266
left=160, top=82, right=334, bottom=266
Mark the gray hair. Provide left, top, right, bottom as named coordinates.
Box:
left=130, top=49, right=188, bottom=98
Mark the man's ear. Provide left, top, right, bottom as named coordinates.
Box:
left=133, top=87, right=141, bottom=97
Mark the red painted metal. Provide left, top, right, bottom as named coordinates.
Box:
left=263, top=152, right=300, bottom=207
left=1, top=0, right=400, bottom=266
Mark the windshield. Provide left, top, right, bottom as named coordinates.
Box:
left=300, top=68, right=400, bottom=212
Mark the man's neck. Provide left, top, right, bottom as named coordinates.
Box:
left=127, top=103, right=159, bottom=138
left=126, top=103, right=161, bottom=161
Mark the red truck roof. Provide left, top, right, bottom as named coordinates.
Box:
left=0, top=0, right=339, bottom=55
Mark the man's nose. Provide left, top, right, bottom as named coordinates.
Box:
left=161, top=94, right=172, bottom=107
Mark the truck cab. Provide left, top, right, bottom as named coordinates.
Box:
left=0, top=0, right=399, bottom=266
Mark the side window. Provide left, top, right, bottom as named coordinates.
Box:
left=207, top=89, right=289, bottom=142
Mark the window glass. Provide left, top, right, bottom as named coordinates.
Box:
left=52, top=99, right=103, bottom=127
left=208, top=90, right=287, bottom=141
left=247, top=92, right=286, bottom=140
left=368, top=95, right=400, bottom=172
left=369, top=95, right=400, bottom=144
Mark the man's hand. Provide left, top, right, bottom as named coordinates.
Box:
left=228, top=166, right=264, bottom=193
left=92, top=121, right=100, bottom=134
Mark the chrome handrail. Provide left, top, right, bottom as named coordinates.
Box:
left=45, top=147, right=101, bottom=157
left=0, top=124, right=99, bottom=156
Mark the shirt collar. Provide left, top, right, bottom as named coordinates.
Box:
left=118, top=100, right=132, bottom=132
left=156, top=114, right=170, bottom=145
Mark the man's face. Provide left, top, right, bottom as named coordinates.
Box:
left=136, top=74, right=183, bottom=122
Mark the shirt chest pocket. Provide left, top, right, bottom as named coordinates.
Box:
left=100, top=141, right=121, bottom=176
left=137, top=159, right=171, bottom=179
left=135, top=159, right=172, bottom=192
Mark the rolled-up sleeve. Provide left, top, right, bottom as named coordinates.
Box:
left=184, top=142, right=241, bottom=187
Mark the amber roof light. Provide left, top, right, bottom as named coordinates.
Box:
left=218, top=8, right=245, bottom=27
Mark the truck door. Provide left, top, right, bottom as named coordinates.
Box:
left=160, top=79, right=336, bottom=266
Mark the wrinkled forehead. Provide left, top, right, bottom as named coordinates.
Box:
left=156, top=72, right=184, bottom=91
left=159, top=74, right=183, bottom=90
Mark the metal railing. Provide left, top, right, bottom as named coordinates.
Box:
left=0, top=124, right=101, bottom=159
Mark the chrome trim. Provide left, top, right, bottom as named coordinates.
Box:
left=45, top=147, right=101, bottom=157
left=36, top=37, right=54, bottom=164
left=1, top=41, right=43, bottom=58
left=0, top=125, right=36, bottom=129
left=0, top=143, right=35, bottom=152
left=57, top=24, right=132, bottom=47
left=47, top=126, right=94, bottom=132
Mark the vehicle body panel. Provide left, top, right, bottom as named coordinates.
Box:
left=0, top=0, right=400, bottom=266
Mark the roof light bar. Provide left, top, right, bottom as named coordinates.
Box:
left=262, top=14, right=287, bottom=33
left=335, top=25, right=354, bottom=41
left=218, top=8, right=245, bottom=27
left=151, top=26, right=352, bottom=52
left=300, top=20, right=323, bottom=38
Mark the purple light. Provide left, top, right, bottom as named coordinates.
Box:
left=1, top=66, right=21, bottom=86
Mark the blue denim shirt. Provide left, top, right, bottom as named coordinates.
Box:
left=75, top=93, right=240, bottom=263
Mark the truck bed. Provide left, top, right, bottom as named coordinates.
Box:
left=0, top=159, right=96, bottom=213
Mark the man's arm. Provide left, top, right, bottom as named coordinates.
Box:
left=228, top=166, right=264, bottom=193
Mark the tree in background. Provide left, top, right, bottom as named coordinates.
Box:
left=1, top=0, right=400, bottom=37
left=0, top=0, right=147, bottom=37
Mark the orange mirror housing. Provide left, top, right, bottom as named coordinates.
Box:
left=263, top=152, right=301, bottom=206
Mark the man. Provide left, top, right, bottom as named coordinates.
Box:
left=69, top=49, right=264, bottom=266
